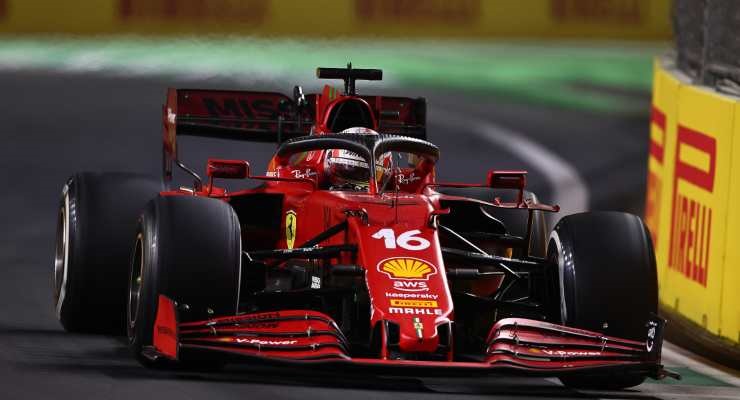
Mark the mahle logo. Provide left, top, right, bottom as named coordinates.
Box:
left=378, top=257, right=437, bottom=280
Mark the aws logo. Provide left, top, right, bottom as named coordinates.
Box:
left=377, top=257, right=437, bottom=280
left=393, top=281, right=428, bottom=292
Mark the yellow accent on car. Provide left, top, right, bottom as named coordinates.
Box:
left=285, top=210, right=297, bottom=249
left=380, top=258, right=434, bottom=279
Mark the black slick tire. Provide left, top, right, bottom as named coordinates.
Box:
left=548, top=211, right=657, bottom=390
left=53, top=172, right=159, bottom=334
left=127, top=195, right=241, bottom=367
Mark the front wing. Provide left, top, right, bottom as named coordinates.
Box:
left=149, top=296, right=672, bottom=379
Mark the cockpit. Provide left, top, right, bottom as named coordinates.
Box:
left=274, top=133, right=438, bottom=194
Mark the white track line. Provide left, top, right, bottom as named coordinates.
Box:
left=661, top=342, right=740, bottom=387
left=430, top=108, right=590, bottom=218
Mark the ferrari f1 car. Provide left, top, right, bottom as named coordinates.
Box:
left=53, top=65, right=677, bottom=389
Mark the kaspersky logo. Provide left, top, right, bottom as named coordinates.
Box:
left=377, top=257, right=437, bottom=280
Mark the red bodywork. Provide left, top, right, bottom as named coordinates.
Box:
left=152, top=81, right=666, bottom=378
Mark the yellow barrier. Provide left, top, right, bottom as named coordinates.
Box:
left=646, top=58, right=679, bottom=290
left=0, top=0, right=672, bottom=39
left=725, top=104, right=740, bottom=344
left=647, top=58, right=740, bottom=345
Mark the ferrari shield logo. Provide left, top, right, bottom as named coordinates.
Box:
left=413, top=317, right=423, bottom=339
left=285, top=210, right=297, bottom=249
left=378, top=257, right=437, bottom=280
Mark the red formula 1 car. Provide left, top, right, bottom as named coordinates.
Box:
left=53, top=65, right=676, bottom=389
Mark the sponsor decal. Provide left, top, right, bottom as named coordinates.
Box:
left=550, top=0, right=644, bottom=24
left=291, top=168, right=317, bottom=179
left=645, top=105, right=666, bottom=248
left=285, top=210, right=297, bottom=249
left=378, top=257, right=437, bottom=280
left=393, top=281, right=429, bottom=292
left=156, top=326, right=175, bottom=337
left=310, top=275, right=321, bottom=289
left=240, top=322, right=279, bottom=329
left=646, top=320, right=658, bottom=352
left=413, top=317, right=424, bottom=339
left=243, top=312, right=279, bottom=321
left=396, top=172, right=421, bottom=185
left=668, top=125, right=715, bottom=287
left=355, top=0, right=480, bottom=24
left=390, top=299, right=438, bottom=308
left=119, top=0, right=269, bottom=23
left=175, top=93, right=295, bottom=137
left=541, top=349, right=602, bottom=357
left=235, top=338, right=298, bottom=346
left=388, top=307, right=442, bottom=316
left=212, top=311, right=280, bottom=325
left=385, top=292, right=438, bottom=300
left=329, top=149, right=369, bottom=169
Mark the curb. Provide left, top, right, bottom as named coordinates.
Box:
left=661, top=304, right=740, bottom=372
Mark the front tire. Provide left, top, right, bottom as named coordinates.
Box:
left=127, top=195, right=241, bottom=367
left=548, top=212, right=657, bottom=390
left=53, top=172, right=159, bottom=334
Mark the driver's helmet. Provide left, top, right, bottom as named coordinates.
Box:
left=324, top=127, right=392, bottom=190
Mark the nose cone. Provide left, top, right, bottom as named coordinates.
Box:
left=395, top=313, right=443, bottom=353
left=369, top=254, right=453, bottom=356
left=346, top=201, right=453, bottom=358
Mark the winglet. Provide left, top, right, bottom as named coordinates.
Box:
left=153, top=295, right=179, bottom=360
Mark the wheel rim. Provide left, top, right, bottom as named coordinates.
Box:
left=547, top=230, right=568, bottom=324
left=128, top=234, right=144, bottom=335
left=53, top=190, right=70, bottom=317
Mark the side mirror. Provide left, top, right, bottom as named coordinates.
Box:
left=487, top=170, right=527, bottom=204
left=207, top=159, right=250, bottom=179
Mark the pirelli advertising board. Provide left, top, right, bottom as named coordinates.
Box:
left=0, top=0, right=671, bottom=39
left=647, top=58, right=740, bottom=345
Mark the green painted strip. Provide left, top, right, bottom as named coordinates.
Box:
left=649, top=367, right=732, bottom=387
left=0, top=36, right=664, bottom=113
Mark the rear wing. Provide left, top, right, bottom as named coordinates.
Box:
left=309, top=93, right=426, bottom=139
left=163, top=88, right=313, bottom=183
left=162, top=87, right=427, bottom=183
left=313, top=64, right=426, bottom=139
left=361, top=95, right=426, bottom=139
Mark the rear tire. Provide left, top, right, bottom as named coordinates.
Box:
left=53, top=172, right=159, bottom=334
left=127, top=195, right=241, bottom=367
left=548, top=211, right=657, bottom=390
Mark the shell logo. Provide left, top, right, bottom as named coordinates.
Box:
left=378, top=257, right=437, bottom=280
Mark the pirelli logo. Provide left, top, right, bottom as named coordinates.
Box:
left=645, top=105, right=666, bottom=248
left=389, top=299, right=438, bottom=308
left=668, top=125, right=716, bottom=287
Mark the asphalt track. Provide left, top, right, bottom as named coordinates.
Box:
left=1, top=70, right=738, bottom=400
